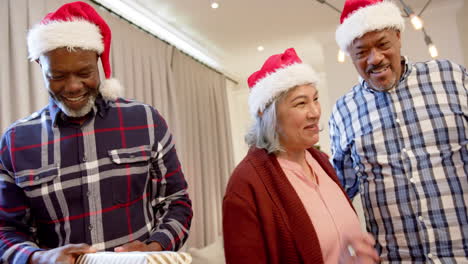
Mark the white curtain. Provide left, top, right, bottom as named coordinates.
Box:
left=0, top=0, right=234, bottom=249
left=170, top=49, right=234, bottom=247
left=0, top=0, right=50, bottom=132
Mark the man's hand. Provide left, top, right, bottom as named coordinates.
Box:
left=114, top=240, right=163, bottom=252
left=29, top=244, right=96, bottom=264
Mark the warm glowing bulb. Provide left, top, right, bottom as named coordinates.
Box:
left=337, top=49, right=345, bottom=63
left=211, top=2, right=219, bottom=9
left=428, top=44, right=438, bottom=58
left=410, top=14, right=423, bottom=30
left=257, top=46, right=264, bottom=51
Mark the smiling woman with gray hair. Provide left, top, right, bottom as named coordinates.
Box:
left=222, top=48, right=379, bottom=264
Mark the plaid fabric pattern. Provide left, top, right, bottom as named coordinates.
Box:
left=329, top=58, right=468, bottom=263
left=0, top=96, right=192, bottom=264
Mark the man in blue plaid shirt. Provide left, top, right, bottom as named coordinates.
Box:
left=0, top=2, right=192, bottom=264
left=330, top=0, right=467, bottom=263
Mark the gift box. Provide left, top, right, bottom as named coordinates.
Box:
left=76, top=251, right=192, bottom=264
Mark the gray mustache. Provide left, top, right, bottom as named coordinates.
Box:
left=367, top=64, right=388, bottom=73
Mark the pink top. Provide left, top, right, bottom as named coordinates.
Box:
left=277, top=150, right=363, bottom=263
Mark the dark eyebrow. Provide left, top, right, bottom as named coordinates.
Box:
left=78, top=64, right=96, bottom=71
left=377, top=36, right=389, bottom=44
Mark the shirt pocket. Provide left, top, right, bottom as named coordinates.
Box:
left=14, top=164, right=59, bottom=220
left=108, top=145, right=152, bottom=204
left=15, top=164, right=59, bottom=190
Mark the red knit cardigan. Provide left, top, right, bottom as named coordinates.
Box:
left=223, top=147, right=355, bottom=264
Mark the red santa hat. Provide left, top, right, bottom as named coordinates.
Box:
left=247, top=48, right=319, bottom=119
left=27, top=1, right=122, bottom=100
left=335, top=0, right=405, bottom=52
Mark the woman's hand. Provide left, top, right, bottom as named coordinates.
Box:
left=339, top=232, right=380, bottom=264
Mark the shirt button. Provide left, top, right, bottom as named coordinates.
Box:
left=427, top=253, right=433, bottom=259
left=87, top=191, right=92, bottom=197
left=34, top=176, right=40, bottom=180
left=88, top=225, right=93, bottom=230
left=83, top=156, right=87, bottom=162
left=395, top=118, right=400, bottom=123
left=418, top=216, right=424, bottom=221
left=402, top=148, right=407, bottom=153
left=409, top=178, right=415, bottom=183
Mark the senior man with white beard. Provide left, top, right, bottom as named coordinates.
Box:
left=0, top=2, right=192, bottom=264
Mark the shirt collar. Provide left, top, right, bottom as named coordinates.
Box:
left=359, top=56, right=410, bottom=92
left=48, top=93, right=110, bottom=127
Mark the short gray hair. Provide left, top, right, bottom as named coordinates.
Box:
left=245, top=92, right=287, bottom=154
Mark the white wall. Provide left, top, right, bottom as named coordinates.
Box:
left=457, top=0, right=468, bottom=66
left=225, top=80, right=250, bottom=165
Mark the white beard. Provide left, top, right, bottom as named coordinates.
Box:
left=369, top=76, right=397, bottom=92
left=56, top=94, right=97, bottom=117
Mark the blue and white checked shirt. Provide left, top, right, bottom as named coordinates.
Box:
left=329, top=58, right=467, bottom=263
left=0, top=96, right=192, bottom=264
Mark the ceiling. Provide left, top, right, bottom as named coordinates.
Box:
left=118, top=0, right=448, bottom=83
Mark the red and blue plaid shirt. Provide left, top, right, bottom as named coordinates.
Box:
left=0, top=96, right=192, bottom=264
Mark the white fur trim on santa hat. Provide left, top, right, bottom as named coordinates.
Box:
left=248, top=63, right=319, bottom=119
left=100, top=78, right=123, bottom=100
left=335, top=1, right=405, bottom=52
left=27, top=20, right=104, bottom=60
